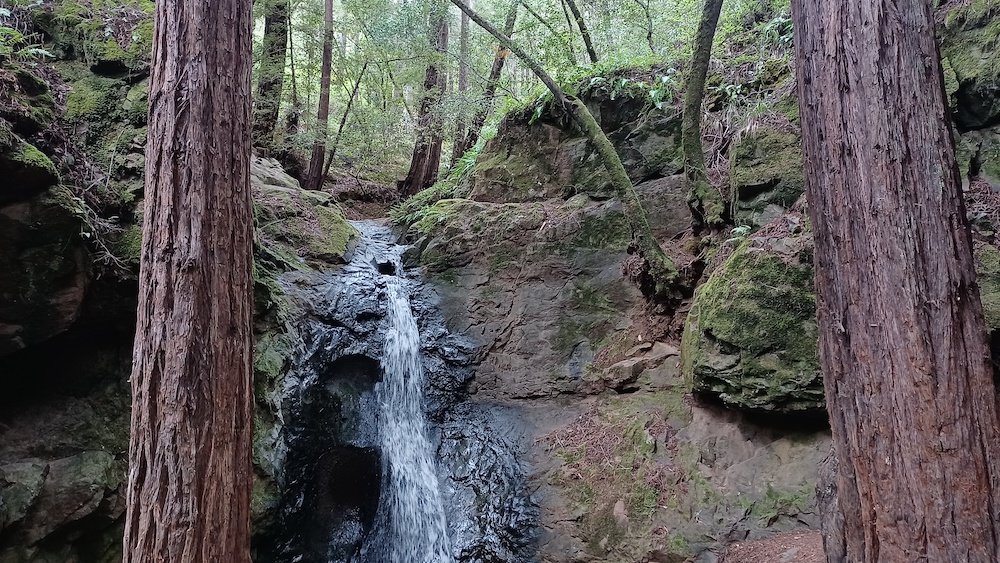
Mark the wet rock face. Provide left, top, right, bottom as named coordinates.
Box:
left=260, top=224, right=538, bottom=563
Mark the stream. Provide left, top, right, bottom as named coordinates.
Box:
left=260, top=221, right=538, bottom=563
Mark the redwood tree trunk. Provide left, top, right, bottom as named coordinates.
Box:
left=398, top=10, right=449, bottom=197
left=304, top=0, right=334, bottom=191
left=791, top=1, right=1000, bottom=561
left=681, top=0, right=724, bottom=227
left=123, top=0, right=253, bottom=559
left=252, top=0, right=288, bottom=148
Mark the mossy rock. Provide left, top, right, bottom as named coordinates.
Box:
left=684, top=217, right=1000, bottom=415
left=730, top=128, right=805, bottom=227
left=976, top=243, right=1000, bottom=331
left=0, top=64, right=57, bottom=135
left=682, top=215, right=822, bottom=413
left=466, top=86, right=683, bottom=204
left=0, top=125, right=60, bottom=204
left=251, top=157, right=359, bottom=267
left=34, top=0, right=154, bottom=76
left=0, top=184, right=90, bottom=356
left=941, top=0, right=1000, bottom=130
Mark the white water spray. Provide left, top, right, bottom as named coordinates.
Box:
left=376, top=266, right=451, bottom=563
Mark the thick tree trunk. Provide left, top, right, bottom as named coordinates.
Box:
left=304, top=0, right=334, bottom=191
left=451, top=0, right=679, bottom=297
left=563, top=0, right=597, bottom=64
left=123, top=0, right=253, bottom=560
left=450, top=1, right=471, bottom=164
left=681, top=0, right=724, bottom=227
left=252, top=0, right=288, bottom=148
left=792, top=1, right=1000, bottom=561
left=398, top=10, right=449, bottom=197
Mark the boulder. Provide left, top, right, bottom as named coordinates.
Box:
left=467, top=88, right=683, bottom=204
left=682, top=214, right=822, bottom=413
left=730, top=128, right=804, bottom=228
left=0, top=184, right=89, bottom=357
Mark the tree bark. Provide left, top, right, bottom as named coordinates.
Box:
left=450, top=0, right=471, bottom=164
left=791, top=1, right=1000, bottom=561
left=304, top=0, right=334, bottom=191
left=252, top=0, right=288, bottom=149
left=123, top=0, right=253, bottom=560
left=451, top=0, right=679, bottom=297
left=398, top=8, right=449, bottom=197
left=563, top=0, right=597, bottom=64
left=456, top=0, right=518, bottom=156
left=681, top=0, right=724, bottom=227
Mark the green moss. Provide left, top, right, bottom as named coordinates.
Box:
left=109, top=223, right=142, bottom=264
left=311, top=205, right=357, bottom=261
left=682, top=234, right=823, bottom=413
left=15, top=140, right=57, bottom=175
left=941, top=0, right=1000, bottom=127
left=570, top=212, right=631, bottom=251
left=411, top=198, right=471, bottom=234
left=65, top=75, right=119, bottom=122
left=583, top=504, right=625, bottom=556
left=730, top=129, right=805, bottom=226
left=976, top=244, right=1000, bottom=331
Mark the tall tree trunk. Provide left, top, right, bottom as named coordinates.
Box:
left=450, top=0, right=471, bottom=164
left=123, top=0, right=253, bottom=560
left=456, top=0, right=518, bottom=156
left=398, top=8, right=449, bottom=197
left=253, top=0, right=288, bottom=148
left=451, top=0, right=679, bottom=298
left=563, top=0, right=597, bottom=64
left=792, top=1, right=1000, bottom=561
left=304, top=0, right=334, bottom=191
left=681, top=0, right=724, bottom=227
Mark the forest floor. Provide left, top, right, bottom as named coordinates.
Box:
left=721, top=530, right=824, bottom=563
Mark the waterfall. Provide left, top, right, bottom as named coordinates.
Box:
left=375, top=261, right=451, bottom=563
left=266, top=221, right=536, bottom=563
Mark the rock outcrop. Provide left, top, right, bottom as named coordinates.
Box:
left=682, top=214, right=822, bottom=414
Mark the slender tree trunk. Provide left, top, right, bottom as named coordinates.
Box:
left=322, top=61, right=368, bottom=179
left=450, top=1, right=471, bottom=164
left=124, top=0, right=253, bottom=560
left=451, top=0, right=679, bottom=297
left=792, top=1, right=1000, bottom=561
left=563, top=0, right=597, bottom=64
left=631, top=0, right=655, bottom=54
left=521, top=1, right=574, bottom=62
left=398, top=9, right=449, bottom=197
left=556, top=0, right=578, bottom=61
left=456, top=0, right=518, bottom=155
left=253, top=0, right=288, bottom=148
left=681, top=0, right=725, bottom=227
left=304, top=0, right=334, bottom=191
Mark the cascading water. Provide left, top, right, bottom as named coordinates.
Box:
left=376, top=259, right=452, bottom=562
left=263, top=221, right=538, bottom=563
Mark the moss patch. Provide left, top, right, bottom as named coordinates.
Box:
left=730, top=128, right=804, bottom=227
left=941, top=0, right=1000, bottom=129
left=682, top=226, right=822, bottom=413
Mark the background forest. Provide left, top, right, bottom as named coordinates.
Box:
left=1, top=0, right=999, bottom=561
